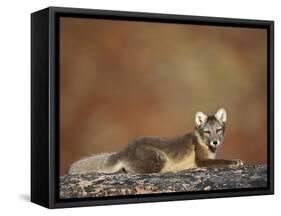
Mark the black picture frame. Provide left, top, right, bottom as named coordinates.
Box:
left=31, top=6, right=274, bottom=209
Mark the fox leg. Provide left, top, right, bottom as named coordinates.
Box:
left=122, top=146, right=167, bottom=174
left=197, top=159, right=244, bottom=168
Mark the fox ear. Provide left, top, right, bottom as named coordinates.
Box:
left=215, top=108, right=227, bottom=123
left=195, top=111, right=207, bottom=127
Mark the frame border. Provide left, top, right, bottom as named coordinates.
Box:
left=31, top=6, right=274, bottom=208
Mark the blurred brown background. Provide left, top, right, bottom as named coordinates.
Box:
left=59, top=17, right=267, bottom=175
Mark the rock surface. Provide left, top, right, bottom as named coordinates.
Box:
left=60, top=164, right=267, bottom=199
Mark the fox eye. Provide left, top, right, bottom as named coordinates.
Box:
left=216, top=128, right=223, bottom=133
left=204, top=130, right=211, bottom=134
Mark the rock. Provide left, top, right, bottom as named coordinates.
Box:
left=60, top=164, right=267, bottom=199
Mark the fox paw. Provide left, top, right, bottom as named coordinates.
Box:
left=231, top=159, right=244, bottom=167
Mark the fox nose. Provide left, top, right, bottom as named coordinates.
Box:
left=212, top=140, right=219, bottom=146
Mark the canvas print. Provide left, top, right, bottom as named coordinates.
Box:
left=59, top=17, right=268, bottom=199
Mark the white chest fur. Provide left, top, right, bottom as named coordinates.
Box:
left=208, top=152, right=216, bottom=159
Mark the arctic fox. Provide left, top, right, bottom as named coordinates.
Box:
left=68, top=108, right=243, bottom=174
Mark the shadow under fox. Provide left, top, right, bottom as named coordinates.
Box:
left=68, top=108, right=244, bottom=174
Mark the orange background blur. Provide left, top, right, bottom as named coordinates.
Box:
left=59, top=17, right=267, bottom=175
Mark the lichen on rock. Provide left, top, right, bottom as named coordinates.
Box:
left=60, top=164, right=267, bottom=199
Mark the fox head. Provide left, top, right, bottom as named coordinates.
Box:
left=194, top=108, right=227, bottom=153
